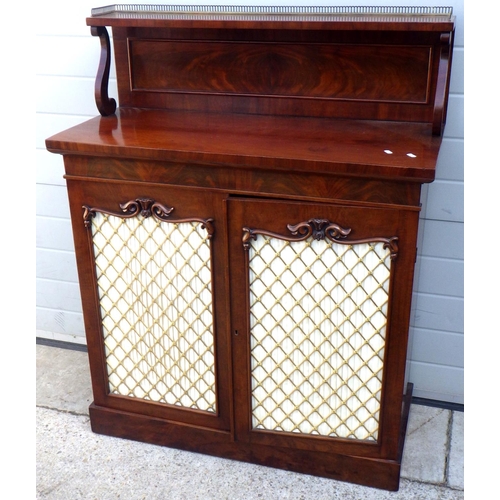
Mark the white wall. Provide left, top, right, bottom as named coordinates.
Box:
left=407, top=0, right=464, bottom=404
left=36, top=0, right=464, bottom=404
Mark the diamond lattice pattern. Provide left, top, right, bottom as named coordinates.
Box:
left=248, top=235, right=392, bottom=440
left=90, top=212, right=216, bottom=412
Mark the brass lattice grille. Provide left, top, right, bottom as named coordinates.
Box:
left=248, top=234, right=392, bottom=441
left=89, top=210, right=216, bottom=413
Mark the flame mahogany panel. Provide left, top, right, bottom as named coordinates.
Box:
left=128, top=39, right=431, bottom=103
left=111, top=26, right=451, bottom=125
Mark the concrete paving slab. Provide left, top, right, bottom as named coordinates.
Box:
left=36, top=345, right=92, bottom=415
left=401, top=405, right=450, bottom=484
left=36, top=344, right=464, bottom=499
left=36, top=408, right=464, bottom=500
left=448, top=411, right=464, bottom=490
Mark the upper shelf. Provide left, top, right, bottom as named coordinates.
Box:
left=86, top=4, right=455, bottom=136
left=87, top=5, right=455, bottom=30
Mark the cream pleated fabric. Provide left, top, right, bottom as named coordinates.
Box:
left=248, top=235, right=391, bottom=441
left=90, top=212, right=216, bottom=413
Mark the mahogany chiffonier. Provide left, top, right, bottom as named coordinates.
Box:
left=45, top=5, right=455, bottom=491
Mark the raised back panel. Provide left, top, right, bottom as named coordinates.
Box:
left=129, top=40, right=431, bottom=103
left=110, top=26, right=451, bottom=128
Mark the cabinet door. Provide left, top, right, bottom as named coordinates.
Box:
left=67, top=180, right=231, bottom=431
left=228, top=197, right=419, bottom=458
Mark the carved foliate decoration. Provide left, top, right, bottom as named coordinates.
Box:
left=243, top=218, right=398, bottom=259
left=288, top=218, right=351, bottom=242
left=83, top=197, right=214, bottom=237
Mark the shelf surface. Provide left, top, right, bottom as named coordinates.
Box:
left=46, top=108, right=442, bottom=182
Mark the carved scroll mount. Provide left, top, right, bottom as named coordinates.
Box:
left=83, top=198, right=174, bottom=226
left=243, top=218, right=351, bottom=250
left=243, top=218, right=399, bottom=259
left=383, top=237, right=399, bottom=261
left=82, top=197, right=214, bottom=238
left=432, top=32, right=453, bottom=136
left=120, top=198, right=174, bottom=220
left=288, top=218, right=351, bottom=242
left=90, top=25, right=117, bottom=116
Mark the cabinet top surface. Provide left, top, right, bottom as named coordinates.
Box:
left=46, top=108, right=442, bottom=182
left=87, top=4, right=455, bottom=30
